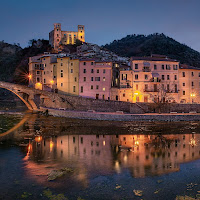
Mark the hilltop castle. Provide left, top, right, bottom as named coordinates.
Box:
left=49, top=23, right=85, bottom=50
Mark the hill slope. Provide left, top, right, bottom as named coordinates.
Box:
left=104, top=33, right=200, bottom=67
left=0, top=40, right=52, bottom=83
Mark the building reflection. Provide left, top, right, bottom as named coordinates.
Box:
left=24, top=133, right=200, bottom=189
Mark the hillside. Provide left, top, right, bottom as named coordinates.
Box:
left=103, top=33, right=200, bottom=67
left=0, top=40, right=52, bottom=84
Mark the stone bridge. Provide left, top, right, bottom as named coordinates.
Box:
left=0, top=81, right=142, bottom=113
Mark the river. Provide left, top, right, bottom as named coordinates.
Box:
left=1, top=112, right=200, bottom=200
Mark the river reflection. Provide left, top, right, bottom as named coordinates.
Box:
left=26, top=133, right=200, bottom=184
left=2, top=114, right=200, bottom=199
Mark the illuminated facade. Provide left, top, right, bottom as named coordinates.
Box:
left=79, top=60, right=112, bottom=100
left=178, top=64, right=200, bottom=103
left=49, top=23, right=85, bottom=50
left=56, top=57, right=79, bottom=95
left=118, top=56, right=179, bottom=103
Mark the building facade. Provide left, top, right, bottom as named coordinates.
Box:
left=49, top=23, right=85, bottom=50
left=79, top=60, right=112, bottom=100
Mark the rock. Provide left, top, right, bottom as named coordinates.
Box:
left=47, top=167, right=73, bottom=181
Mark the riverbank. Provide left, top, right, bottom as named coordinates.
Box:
left=44, top=108, right=200, bottom=121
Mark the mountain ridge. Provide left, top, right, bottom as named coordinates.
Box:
left=103, top=33, right=200, bottom=67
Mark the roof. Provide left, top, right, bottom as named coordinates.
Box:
left=131, top=56, right=178, bottom=62
left=179, top=64, right=200, bottom=70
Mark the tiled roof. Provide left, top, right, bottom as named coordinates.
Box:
left=179, top=64, right=200, bottom=70
left=131, top=56, right=178, bottom=62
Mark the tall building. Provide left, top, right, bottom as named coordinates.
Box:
left=118, top=55, right=179, bottom=103
left=49, top=23, right=85, bottom=50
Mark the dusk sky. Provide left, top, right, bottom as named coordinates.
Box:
left=1, top=0, right=200, bottom=51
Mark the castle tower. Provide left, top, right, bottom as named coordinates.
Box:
left=53, top=23, right=62, bottom=50
left=77, top=25, right=85, bottom=43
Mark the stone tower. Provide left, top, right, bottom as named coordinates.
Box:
left=77, top=25, right=85, bottom=42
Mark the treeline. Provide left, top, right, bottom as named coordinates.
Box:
left=104, top=33, right=200, bottom=67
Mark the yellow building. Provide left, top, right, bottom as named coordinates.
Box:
left=56, top=57, right=79, bottom=95
left=178, top=64, right=200, bottom=103
left=49, top=23, right=85, bottom=50
left=29, top=53, right=57, bottom=91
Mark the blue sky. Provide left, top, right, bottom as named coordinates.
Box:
left=1, top=0, right=200, bottom=51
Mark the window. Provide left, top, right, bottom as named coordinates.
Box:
left=175, top=84, right=178, bottom=92
left=135, top=64, right=138, bottom=69
left=116, top=95, right=118, bottom=100
left=123, top=93, right=125, bottom=97
left=167, top=84, right=170, bottom=91
left=91, top=77, right=94, bottom=81
left=199, top=73, right=200, bottom=77
left=44, top=71, right=46, bottom=75
left=97, top=69, right=99, bottom=73
left=96, top=85, right=99, bottom=89
left=192, top=72, right=194, bottom=77
left=103, top=69, right=106, bottom=73
left=166, top=65, right=171, bottom=70
left=173, top=65, right=178, bottom=70
left=36, top=71, right=40, bottom=75
left=37, top=77, right=40, bottom=82
left=75, top=77, right=77, bottom=82
left=182, top=72, right=185, bottom=77
left=162, top=75, right=165, bottom=80
left=61, top=70, right=63, bottom=77
left=83, top=62, right=86, bottom=65
left=145, top=84, right=148, bottom=91
left=61, top=83, right=63, bottom=87
left=183, top=91, right=185, bottom=95
left=145, top=75, right=148, bottom=80
left=91, top=85, right=93, bottom=90
left=84, top=77, right=86, bottom=82
left=154, top=65, right=157, bottom=70
left=122, top=74, right=127, bottom=80
left=103, top=88, right=105, bottom=91
left=91, top=62, right=94, bottom=65
left=81, top=86, right=83, bottom=93
left=44, top=79, right=46, bottom=83
left=73, top=86, right=76, bottom=92
left=183, top=83, right=185, bottom=86
left=167, top=75, right=170, bottom=80
left=136, top=84, right=138, bottom=90
left=61, top=63, right=63, bottom=66
left=192, top=82, right=194, bottom=86
left=135, top=74, right=138, bottom=80
left=174, top=75, right=177, bottom=80
left=95, top=77, right=100, bottom=81
left=91, top=69, right=94, bottom=73
left=83, top=69, right=86, bottom=73
left=71, top=63, right=73, bottom=66
left=103, top=77, right=105, bottom=81
left=71, top=69, right=73, bottom=73
left=162, top=65, right=165, bottom=70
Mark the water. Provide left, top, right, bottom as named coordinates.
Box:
left=1, top=113, right=200, bottom=200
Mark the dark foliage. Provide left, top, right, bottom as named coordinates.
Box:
left=104, top=33, right=200, bottom=67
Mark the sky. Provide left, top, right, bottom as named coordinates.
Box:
left=1, top=0, right=200, bottom=51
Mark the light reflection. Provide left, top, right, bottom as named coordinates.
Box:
left=23, top=133, right=200, bottom=189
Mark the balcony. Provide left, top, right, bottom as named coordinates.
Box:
left=150, top=77, right=161, bottom=82
left=144, top=89, right=159, bottom=92
left=35, top=64, right=44, bottom=70
left=120, top=85, right=132, bottom=88
left=142, top=68, right=151, bottom=72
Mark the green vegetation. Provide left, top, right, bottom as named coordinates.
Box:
left=104, top=33, right=200, bottom=67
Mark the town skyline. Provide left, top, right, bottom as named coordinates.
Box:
left=1, top=0, right=200, bottom=52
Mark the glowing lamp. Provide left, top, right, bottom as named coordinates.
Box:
left=35, top=136, right=42, bottom=142
left=28, top=74, right=32, bottom=79
left=50, top=80, right=54, bottom=84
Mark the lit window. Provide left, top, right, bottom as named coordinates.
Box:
left=103, top=77, right=105, bottom=81
left=103, top=88, right=105, bottom=91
